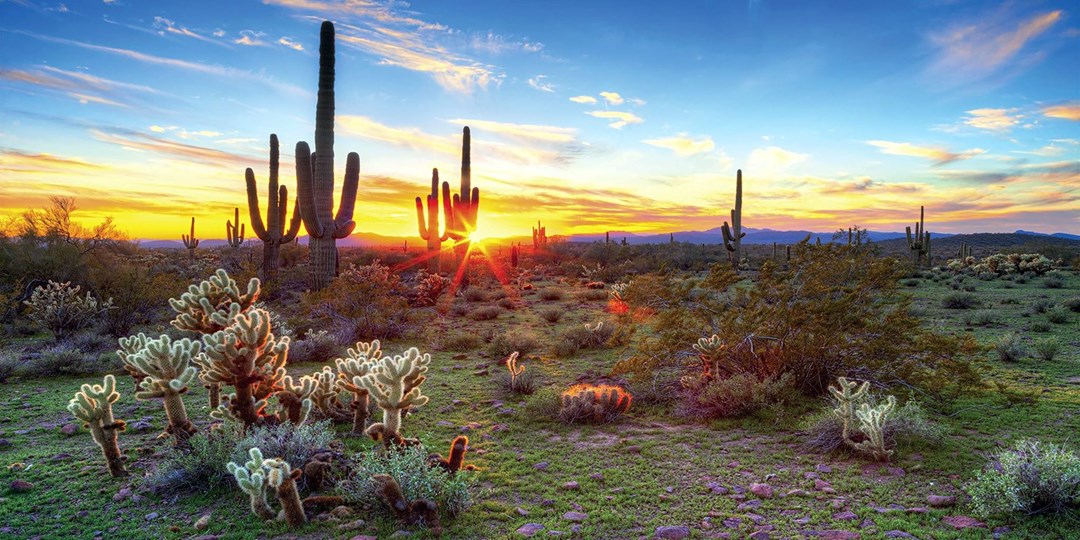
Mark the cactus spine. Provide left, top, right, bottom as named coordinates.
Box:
left=905, top=205, right=931, bottom=269
left=296, top=21, right=360, bottom=290
left=334, top=340, right=381, bottom=434
left=246, top=134, right=302, bottom=282
left=182, top=217, right=199, bottom=261
left=721, top=169, right=745, bottom=271
left=116, top=334, right=199, bottom=444
left=533, top=220, right=547, bottom=249
left=67, top=374, right=127, bottom=477
left=226, top=207, right=245, bottom=249
left=443, top=127, right=480, bottom=272
left=415, top=168, right=451, bottom=273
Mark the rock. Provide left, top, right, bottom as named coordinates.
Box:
left=562, top=511, right=587, bottom=522
left=883, top=532, right=917, bottom=539
left=722, top=517, right=741, bottom=529
left=833, top=511, right=858, bottom=521
left=9, top=479, right=32, bottom=492
left=436, top=420, right=455, bottom=428
left=534, top=462, right=549, bottom=471
left=816, top=463, right=833, bottom=473
left=927, top=495, right=955, bottom=508
left=60, top=423, right=78, bottom=436
left=127, top=419, right=152, bottom=431
left=389, top=531, right=411, bottom=538
left=190, top=536, right=221, bottom=540
left=727, top=461, right=740, bottom=468
left=941, top=516, right=985, bottom=529
left=338, top=519, right=366, bottom=531
left=785, top=489, right=808, bottom=497
left=570, top=524, right=582, bottom=534
left=993, top=526, right=1010, bottom=539
left=516, top=523, right=545, bottom=537
left=748, top=530, right=770, bottom=540
left=193, top=515, right=211, bottom=530
left=0, top=439, right=10, bottom=448
left=749, top=483, right=774, bottom=499
left=50, top=453, right=72, bottom=461
left=113, top=488, right=132, bottom=502
left=654, top=525, right=690, bottom=539
left=814, top=479, right=834, bottom=492
left=516, top=507, right=529, bottom=516
left=905, top=507, right=929, bottom=514
left=809, top=532, right=860, bottom=540
left=562, top=481, right=580, bottom=490
left=331, top=505, right=353, bottom=517
left=737, top=500, right=762, bottom=511
left=145, top=512, right=159, bottom=521
left=590, top=472, right=604, bottom=481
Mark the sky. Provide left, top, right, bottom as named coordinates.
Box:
left=0, top=0, right=1077, bottom=240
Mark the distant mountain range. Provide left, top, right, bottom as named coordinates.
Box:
left=136, top=228, right=1078, bottom=249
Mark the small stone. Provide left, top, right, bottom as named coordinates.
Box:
left=534, top=462, right=549, bottom=471
left=563, top=511, right=587, bottom=523
left=941, top=516, right=985, bottom=529
left=562, top=481, right=580, bottom=490
left=516, top=523, right=545, bottom=537
left=338, top=519, right=366, bottom=531
left=331, top=505, right=353, bottom=517
left=811, top=532, right=860, bottom=540
left=113, top=488, right=132, bottom=502
left=814, top=479, right=833, bottom=491
left=748, top=530, right=770, bottom=540
left=60, top=423, right=78, bottom=436
left=590, top=472, right=604, bottom=481
left=193, top=515, right=211, bottom=530
left=127, top=419, right=152, bottom=431
left=654, top=525, right=690, bottom=539
left=883, top=532, right=917, bottom=539
left=626, top=445, right=642, bottom=454
left=749, top=483, right=774, bottom=499
left=349, top=536, right=377, bottom=540
left=436, top=420, right=455, bottom=428
left=50, top=453, right=72, bottom=461
left=816, top=463, right=833, bottom=473
left=0, top=439, right=10, bottom=448
left=145, top=512, right=159, bottom=521
left=794, top=517, right=811, bottom=525
left=516, top=507, right=529, bottom=516
left=389, top=531, right=411, bottom=538
left=727, top=461, right=740, bottom=468
left=927, top=495, right=955, bottom=508
left=993, top=526, right=1011, bottom=539
left=833, top=511, right=858, bottom=521
left=664, top=486, right=674, bottom=493
left=737, top=499, right=762, bottom=511
left=9, top=479, right=32, bottom=492
left=785, top=488, right=808, bottom=497
left=570, top=525, right=582, bottom=534
left=722, top=517, right=741, bottom=529
left=905, top=507, right=929, bottom=514
left=461, top=422, right=482, bottom=431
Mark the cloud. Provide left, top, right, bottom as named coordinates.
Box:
left=6, top=29, right=306, bottom=96
left=1043, top=102, right=1080, bottom=121
left=569, top=95, right=597, bottom=104
left=337, top=115, right=458, bottom=155
left=0, top=148, right=107, bottom=174
left=964, top=108, right=1023, bottom=132
left=627, top=97, right=647, bottom=107
left=527, top=75, right=554, bottom=93
left=446, top=119, right=577, bottom=144
left=91, top=128, right=256, bottom=169
left=585, top=110, right=643, bottom=129
left=599, top=91, right=623, bottom=105
left=469, top=32, right=544, bottom=55
left=642, top=134, right=715, bottom=157
left=927, top=10, right=1062, bottom=87
left=0, top=65, right=164, bottom=108
left=867, top=140, right=985, bottom=166
left=152, top=16, right=219, bottom=45
left=747, top=146, right=809, bottom=173
left=278, top=37, right=304, bottom=51
left=1013, top=144, right=1065, bottom=158
left=235, top=30, right=267, bottom=46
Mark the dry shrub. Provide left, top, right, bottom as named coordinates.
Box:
left=469, top=306, right=503, bottom=321
left=680, top=373, right=795, bottom=418
left=305, top=261, right=411, bottom=341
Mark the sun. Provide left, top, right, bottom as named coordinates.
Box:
left=468, top=230, right=488, bottom=243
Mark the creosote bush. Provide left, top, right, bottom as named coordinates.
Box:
left=966, top=439, right=1080, bottom=517
left=994, top=332, right=1027, bottom=363
left=680, top=372, right=795, bottom=419
left=486, top=330, right=539, bottom=360
left=539, top=308, right=562, bottom=323
left=1032, top=337, right=1062, bottom=362
left=342, top=444, right=471, bottom=518
left=468, top=305, right=503, bottom=321
left=306, top=261, right=411, bottom=341
left=538, top=288, right=565, bottom=301
left=288, top=329, right=341, bottom=364
left=1045, top=305, right=1070, bottom=324
left=941, top=292, right=981, bottom=310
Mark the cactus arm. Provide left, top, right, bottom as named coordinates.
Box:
left=333, top=152, right=359, bottom=238
left=246, top=169, right=271, bottom=242
left=295, top=142, right=322, bottom=238
left=279, top=186, right=301, bottom=243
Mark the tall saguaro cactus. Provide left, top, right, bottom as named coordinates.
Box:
left=182, top=217, right=200, bottom=261
left=721, top=169, right=745, bottom=271
left=443, top=127, right=480, bottom=270
left=226, top=207, right=245, bottom=249
left=533, top=220, right=547, bottom=249
left=905, top=205, right=931, bottom=269
left=246, top=134, right=301, bottom=282
left=415, top=168, right=450, bottom=273
left=295, top=21, right=360, bottom=290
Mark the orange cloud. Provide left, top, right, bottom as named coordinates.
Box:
left=963, top=108, right=1022, bottom=132
left=867, top=140, right=985, bottom=166
left=1043, top=102, right=1080, bottom=121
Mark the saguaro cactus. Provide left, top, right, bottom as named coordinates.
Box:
left=359, top=347, right=431, bottom=447
left=246, top=134, right=302, bottom=282
left=442, top=127, right=480, bottom=270
left=957, top=241, right=973, bottom=259
left=415, top=168, right=450, bottom=273
left=295, top=21, right=360, bottom=290
left=67, top=374, right=127, bottom=477
left=182, top=217, right=200, bottom=261
left=116, top=334, right=199, bottom=444
left=533, top=220, right=547, bottom=249
left=905, top=205, right=931, bottom=269
left=226, top=207, right=245, bottom=249
left=721, top=169, right=745, bottom=271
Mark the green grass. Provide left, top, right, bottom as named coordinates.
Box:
left=1, top=270, right=1078, bottom=539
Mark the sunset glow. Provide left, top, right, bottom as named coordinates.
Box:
left=1, top=1, right=1077, bottom=239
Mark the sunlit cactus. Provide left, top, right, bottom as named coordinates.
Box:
left=275, top=375, right=315, bottom=425
left=309, top=365, right=349, bottom=421
left=335, top=340, right=382, bottom=434
left=558, top=384, right=632, bottom=424
left=266, top=457, right=307, bottom=526
left=116, top=333, right=199, bottom=443
left=721, top=169, right=745, bottom=271
left=226, top=207, right=246, bottom=249
left=246, top=134, right=302, bottom=282
left=505, top=351, right=524, bottom=389
left=182, top=216, right=200, bottom=261
left=359, top=346, right=430, bottom=447
left=851, top=397, right=896, bottom=461
left=295, top=21, right=360, bottom=290
left=67, top=374, right=127, bottom=477
left=24, top=280, right=113, bottom=341
left=415, top=168, right=451, bottom=273
left=227, top=447, right=275, bottom=520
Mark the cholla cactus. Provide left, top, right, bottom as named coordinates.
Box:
left=265, top=457, right=307, bottom=526
left=67, top=374, right=127, bottom=477
left=359, top=347, right=430, bottom=446
left=851, top=397, right=896, bottom=461
left=309, top=366, right=349, bottom=421
left=275, top=375, right=315, bottom=425
left=335, top=340, right=381, bottom=434
left=227, top=447, right=275, bottom=520
left=505, top=352, right=524, bottom=389
left=828, top=377, right=870, bottom=443
left=196, top=309, right=288, bottom=428
left=558, top=384, right=632, bottom=424
left=692, top=334, right=725, bottom=380
left=116, top=334, right=200, bottom=443
left=25, top=281, right=113, bottom=340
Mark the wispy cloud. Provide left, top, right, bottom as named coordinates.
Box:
left=235, top=30, right=267, bottom=46
left=747, top=146, right=808, bottom=173
left=152, top=16, right=219, bottom=45
left=585, top=110, right=643, bottom=129
left=927, top=10, right=1062, bottom=87
left=278, top=36, right=304, bottom=51
left=1043, top=102, right=1080, bottom=121
left=446, top=119, right=577, bottom=144
left=867, top=140, right=985, bottom=166
left=91, top=128, right=255, bottom=169
left=0, top=65, right=164, bottom=108
left=963, top=108, right=1023, bottom=132
left=599, top=91, right=623, bottom=105
left=337, top=115, right=458, bottom=155
left=569, top=95, right=597, bottom=104
left=0, top=148, right=107, bottom=174
left=527, top=75, right=554, bottom=93
left=642, top=133, right=715, bottom=157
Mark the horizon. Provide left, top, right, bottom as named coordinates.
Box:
left=1, top=0, right=1078, bottom=239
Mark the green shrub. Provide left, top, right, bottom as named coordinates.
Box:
left=463, top=288, right=488, bottom=303
left=1031, top=321, right=1051, bottom=333
left=804, top=398, right=944, bottom=455
left=22, top=343, right=115, bottom=377
left=1032, top=338, right=1062, bottom=362
left=554, top=322, right=614, bottom=355
left=494, top=367, right=537, bottom=396
left=538, top=288, right=566, bottom=301
left=143, top=420, right=245, bottom=494
left=682, top=373, right=794, bottom=419
left=965, top=310, right=999, bottom=327
left=496, top=297, right=515, bottom=310
left=523, top=386, right=562, bottom=421
left=902, top=278, right=919, bottom=287
left=24, top=280, right=113, bottom=340
left=1063, top=297, right=1080, bottom=313
left=942, top=292, right=981, bottom=309
left=577, top=289, right=609, bottom=302
left=442, top=332, right=481, bottom=352
left=539, top=308, right=562, bottom=323
left=450, top=303, right=470, bottom=317
left=994, top=332, right=1027, bottom=363
left=469, top=305, right=503, bottom=321
left=487, top=330, right=540, bottom=360
left=1030, top=299, right=1055, bottom=315
left=1043, top=273, right=1065, bottom=289
left=306, top=261, right=410, bottom=341
left=231, top=420, right=335, bottom=470
left=966, top=439, right=1080, bottom=517
left=289, top=329, right=341, bottom=364
left=1046, top=305, right=1070, bottom=324
left=342, top=444, right=471, bottom=519
left=0, top=348, right=23, bottom=383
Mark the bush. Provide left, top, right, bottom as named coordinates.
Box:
left=994, top=332, right=1027, bottom=363
left=1046, top=305, right=1070, bottom=324
left=469, top=305, right=503, bottom=321
left=1030, top=299, right=1055, bottom=315
left=553, top=322, right=614, bottom=356
left=1031, top=321, right=1051, bottom=333
left=463, top=288, right=488, bottom=302
left=804, top=397, right=943, bottom=455
left=539, top=308, right=562, bottom=323
left=1033, top=338, right=1062, bottom=362
left=21, top=343, right=115, bottom=377
left=442, top=332, right=481, bottom=352
left=1043, top=273, right=1066, bottom=289
left=539, top=288, right=566, bottom=301
left=1062, top=297, right=1080, bottom=313
left=577, top=289, right=609, bottom=302
left=496, top=297, right=516, bottom=310
left=966, top=439, right=1080, bottom=517
left=0, top=348, right=24, bottom=383
left=342, top=444, right=471, bottom=519
left=306, top=261, right=411, bottom=341
left=681, top=373, right=794, bottom=419
left=487, top=330, right=539, bottom=360
left=231, top=420, right=335, bottom=471
left=941, top=292, right=981, bottom=309
left=24, top=280, right=113, bottom=340
left=965, top=310, right=999, bottom=327
left=142, top=420, right=245, bottom=494
left=289, top=329, right=341, bottom=364
left=557, top=384, right=632, bottom=424
left=494, top=357, right=537, bottom=396
left=450, top=303, right=470, bottom=317
left=410, top=270, right=451, bottom=307
left=523, top=386, right=562, bottom=421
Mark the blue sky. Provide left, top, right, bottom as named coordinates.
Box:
left=0, top=0, right=1077, bottom=239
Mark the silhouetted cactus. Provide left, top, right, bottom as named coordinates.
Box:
left=957, top=242, right=973, bottom=259
left=533, top=220, right=547, bottom=249
left=416, top=168, right=451, bottom=273
left=906, top=206, right=931, bottom=269
left=246, top=134, right=301, bottom=282
left=226, top=207, right=245, bottom=249
left=721, top=170, right=745, bottom=271
left=182, top=217, right=199, bottom=261
left=68, top=374, right=127, bottom=477
left=295, top=21, right=360, bottom=289
left=443, top=127, right=479, bottom=276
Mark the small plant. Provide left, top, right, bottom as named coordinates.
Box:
left=1063, top=297, right=1080, bottom=313
left=827, top=377, right=896, bottom=461
left=994, top=332, right=1028, bottom=363
left=1031, top=321, right=1051, bottom=333
left=289, top=329, right=340, bottom=364
left=227, top=447, right=276, bottom=520
left=343, top=443, right=471, bottom=519
left=539, top=308, right=562, bottom=323
left=468, top=305, right=503, bottom=321
left=539, top=288, right=565, bottom=301
left=67, top=374, right=127, bottom=476
left=965, top=310, right=999, bottom=327
left=25, top=281, right=113, bottom=340
left=496, top=352, right=536, bottom=395
left=496, top=297, right=515, bottom=310
left=557, top=384, right=632, bottom=424
left=1030, top=299, right=1055, bottom=315
left=442, top=332, right=481, bottom=351
left=577, top=289, right=609, bottom=302
left=941, top=292, right=981, bottom=309
left=487, top=330, right=540, bottom=360
left=966, top=439, right=1080, bottom=517
left=410, top=270, right=451, bottom=307
left=1032, top=337, right=1062, bottom=362
left=1046, top=305, right=1070, bottom=324
left=116, top=334, right=200, bottom=444
left=463, top=288, right=488, bottom=302
left=1043, top=273, right=1065, bottom=289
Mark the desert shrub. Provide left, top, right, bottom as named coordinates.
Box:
left=1030, top=299, right=1055, bottom=314
left=0, top=348, right=24, bottom=382
left=1014, top=274, right=1029, bottom=284
left=557, top=384, right=632, bottom=424
left=1031, top=321, right=1051, bottom=333
left=289, top=329, right=341, bottom=364
left=539, top=308, right=562, bottom=323
left=469, top=305, right=503, bottom=321
left=551, top=339, right=579, bottom=358
left=442, top=332, right=481, bottom=352
left=489, top=288, right=509, bottom=300
left=553, top=322, right=614, bottom=357
left=410, top=270, right=451, bottom=307
left=577, top=289, right=609, bottom=302
left=463, top=288, right=488, bottom=302
left=21, top=343, right=114, bottom=377
left=804, top=397, right=943, bottom=455
left=538, top=288, right=566, bottom=301
left=1046, top=305, right=1070, bottom=324
left=941, top=292, right=981, bottom=310
left=1032, top=338, right=1062, bottom=362
left=523, top=386, right=563, bottom=421
left=965, top=310, right=999, bottom=327
left=994, top=332, right=1027, bottom=363
left=24, top=280, right=113, bottom=340
left=231, top=420, right=335, bottom=470
left=681, top=372, right=795, bottom=419
left=487, top=330, right=539, bottom=360
left=1062, top=297, right=1080, bottom=313
left=142, top=419, right=246, bottom=494
left=450, top=303, right=470, bottom=317
left=306, top=261, right=410, bottom=341
left=64, top=330, right=117, bottom=355
left=343, top=444, right=471, bottom=519
left=1043, top=273, right=1066, bottom=289
left=966, top=439, right=1080, bottom=517
left=496, top=297, right=515, bottom=310
left=902, top=278, right=920, bottom=287
left=494, top=354, right=537, bottom=395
